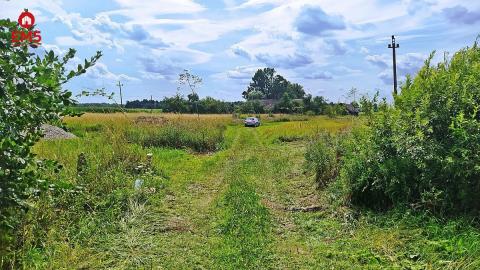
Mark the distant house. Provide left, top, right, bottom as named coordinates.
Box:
left=345, top=103, right=360, bottom=116
left=259, top=99, right=280, bottom=110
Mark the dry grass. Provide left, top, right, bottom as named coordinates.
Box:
left=63, top=113, right=232, bottom=152
left=259, top=116, right=356, bottom=143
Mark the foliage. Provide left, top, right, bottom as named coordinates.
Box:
left=303, top=95, right=328, bottom=114
left=187, top=92, right=199, bottom=102
left=178, top=69, right=202, bottom=116
left=346, top=87, right=359, bottom=103
left=286, top=83, right=306, bottom=99
left=178, top=69, right=202, bottom=94
left=325, top=104, right=343, bottom=118
left=358, top=91, right=380, bottom=117
left=161, top=92, right=189, bottom=113
left=126, top=96, right=238, bottom=114
left=123, top=93, right=345, bottom=115
left=242, top=68, right=305, bottom=100
left=275, top=92, right=294, bottom=113
left=0, top=18, right=101, bottom=242
left=342, top=41, right=480, bottom=213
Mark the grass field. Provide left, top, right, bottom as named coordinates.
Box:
left=8, top=113, right=480, bottom=269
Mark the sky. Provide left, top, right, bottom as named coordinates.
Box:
left=2, top=0, right=480, bottom=103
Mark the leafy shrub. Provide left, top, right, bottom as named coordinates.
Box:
left=325, top=106, right=337, bottom=118
left=305, top=110, right=316, bottom=116
left=0, top=18, right=101, bottom=247
left=342, top=41, right=480, bottom=213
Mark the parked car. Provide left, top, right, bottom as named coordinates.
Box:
left=244, top=117, right=260, bottom=127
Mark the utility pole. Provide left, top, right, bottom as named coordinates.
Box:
left=388, top=35, right=400, bottom=95
left=116, top=81, right=124, bottom=107
left=150, top=95, right=153, bottom=114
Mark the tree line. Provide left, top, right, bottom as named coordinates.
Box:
left=123, top=94, right=353, bottom=115
left=121, top=68, right=357, bottom=115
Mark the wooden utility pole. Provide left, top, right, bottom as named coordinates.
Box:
left=150, top=95, right=153, bottom=114
left=116, top=81, right=124, bottom=106
left=388, top=35, right=400, bottom=95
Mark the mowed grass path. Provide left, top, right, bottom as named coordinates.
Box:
left=138, top=125, right=284, bottom=269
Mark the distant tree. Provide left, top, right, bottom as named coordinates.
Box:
left=242, top=68, right=276, bottom=99
left=187, top=92, right=199, bottom=103
left=124, top=95, right=238, bottom=114
left=178, top=69, right=202, bottom=117
left=126, top=99, right=161, bottom=109
left=347, top=87, right=359, bottom=103
left=325, top=105, right=337, bottom=118
left=162, top=93, right=188, bottom=113
left=286, top=83, right=306, bottom=99
left=292, top=99, right=305, bottom=114
left=237, top=100, right=265, bottom=114
left=243, top=68, right=306, bottom=100
left=272, top=74, right=289, bottom=99
left=246, top=90, right=265, bottom=100
left=199, top=96, right=219, bottom=114
left=305, top=96, right=327, bottom=114
left=275, top=92, right=294, bottom=113
left=303, top=94, right=313, bottom=111
left=359, top=91, right=380, bottom=117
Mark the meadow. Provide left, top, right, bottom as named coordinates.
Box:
left=5, top=112, right=480, bottom=269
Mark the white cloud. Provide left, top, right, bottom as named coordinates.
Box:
left=86, top=62, right=139, bottom=82
left=111, top=0, right=205, bottom=21
left=41, top=44, right=67, bottom=55
left=213, top=65, right=262, bottom=81
left=230, top=0, right=287, bottom=10
left=304, top=71, right=333, bottom=80
left=1, top=0, right=66, bottom=22
left=366, top=53, right=427, bottom=84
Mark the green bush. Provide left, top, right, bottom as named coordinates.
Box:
left=342, top=40, right=480, bottom=213
left=0, top=18, right=101, bottom=249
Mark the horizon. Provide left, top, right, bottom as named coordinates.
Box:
left=3, top=0, right=480, bottom=103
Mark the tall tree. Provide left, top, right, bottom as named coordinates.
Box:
left=243, top=68, right=306, bottom=100
left=272, top=74, right=289, bottom=99
left=178, top=69, right=202, bottom=117
left=287, top=83, right=306, bottom=99
left=242, top=68, right=275, bottom=99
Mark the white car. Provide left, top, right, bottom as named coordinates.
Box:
left=244, top=117, right=261, bottom=127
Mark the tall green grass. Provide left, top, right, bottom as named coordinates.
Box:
left=65, top=113, right=230, bottom=153
left=125, top=121, right=226, bottom=153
